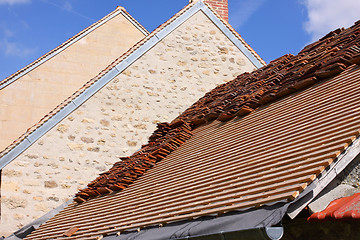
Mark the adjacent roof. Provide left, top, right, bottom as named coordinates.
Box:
left=0, top=6, right=148, bottom=90
left=0, top=0, right=265, bottom=169
left=0, top=6, right=148, bottom=160
left=25, top=20, right=360, bottom=240
left=308, top=193, right=360, bottom=221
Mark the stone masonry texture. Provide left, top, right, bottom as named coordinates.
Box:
left=0, top=12, right=145, bottom=151
left=0, top=11, right=256, bottom=236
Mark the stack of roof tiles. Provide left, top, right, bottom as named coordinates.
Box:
left=75, top=122, right=192, bottom=202
left=24, top=20, right=360, bottom=240
left=308, top=193, right=360, bottom=221
left=75, top=20, right=360, bottom=204
left=0, top=0, right=263, bottom=162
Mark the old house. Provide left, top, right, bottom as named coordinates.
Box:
left=0, top=0, right=264, bottom=236
left=22, top=19, right=360, bottom=240
left=0, top=7, right=148, bottom=235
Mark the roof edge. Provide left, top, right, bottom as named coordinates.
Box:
left=118, top=6, right=149, bottom=36
left=201, top=1, right=266, bottom=67
left=287, top=108, right=360, bottom=218
left=0, top=0, right=264, bottom=169
left=0, top=7, right=148, bottom=91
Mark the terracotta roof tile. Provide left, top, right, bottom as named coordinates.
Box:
left=72, top=20, right=360, bottom=203
left=25, top=20, right=360, bottom=239
left=0, top=0, right=264, bottom=162
left=25, top=65, right=360, bottom=239
left=308, top=193, right=360, bottom=221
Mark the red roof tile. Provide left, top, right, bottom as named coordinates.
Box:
left=24, top=20, right=360, bottom=239
left=308, top=193, right=360, bottom=221
left=25, top=65, right=360, bottom=239
left=0, top=0, right=264, bottom=165
left=74, top=20, right=360, bottom=203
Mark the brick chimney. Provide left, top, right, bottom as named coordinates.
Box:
left=191, top=0, right=229, bottom=22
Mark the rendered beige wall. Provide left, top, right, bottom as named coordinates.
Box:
left=0, top=12, right=146, bottom=152
left=0, top=11, right=258, bottom=236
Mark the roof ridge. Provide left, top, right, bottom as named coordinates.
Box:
left=0, top=6, right=147, bottom=90
left=202, top=1, right=266, bottom=65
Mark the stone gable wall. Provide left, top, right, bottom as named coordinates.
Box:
left=0, top=11, right=257, bottom=236
left=0, top=12, right=145, bottom=151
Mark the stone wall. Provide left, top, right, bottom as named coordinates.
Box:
left=0, top=11, right=258, bottom=236
left=0, top=11, right=145, bottom=151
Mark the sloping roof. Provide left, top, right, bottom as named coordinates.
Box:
left=0, top=0, right=264, bottom=170
left=308, top=193, right=360, bottom=221
left=0, top=6, right=148, bottom=159
left=0, top=6, right=148, bottom=91
left=24, top=20, right=360, bottom=240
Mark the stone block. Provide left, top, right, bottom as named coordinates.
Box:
left=3, top=196, right=27, bottom=209
left=44, top=180, right=58, bottom=188
left=2, top=182, right=20, bottom=192
left=57, top=124, right=69, bottom=133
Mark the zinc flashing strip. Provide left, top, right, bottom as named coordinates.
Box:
left=155, top=2, right=202, bottom=40
left=0, top=8, right=125, bottom=91
left=0, top=101, right=77, bottom=170
left=0, top=0, right=263, bottom=170
left=199, top=1, right=264, bottom=68
left=0, top=139, right=31, bottom=170
left=119, top=9, right=149, bottom=36
left=287, top=134, right=360, bottom=218
left=0, top=67, right=121, bottom=170
left=0, top=2, right=199, bottom=169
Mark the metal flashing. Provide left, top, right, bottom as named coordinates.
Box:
left=123, top=37, right=159, bottom=66
left=199, top=3, right=264, bottom=68
left=287, top=135, right=360, bottom=218
left=0, top=139, right=31, bottom=169
left=155, top=2, right=202, bottom=40
left=119, top=10, right=149, bottom=36
left=0, top=0, right=264, bottom=170
left=115, top=60, right=130, bottom=73
left=27, top=104, right=76, bottom=144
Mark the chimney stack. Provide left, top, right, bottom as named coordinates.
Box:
left=191, top=0, right=229, bottom=22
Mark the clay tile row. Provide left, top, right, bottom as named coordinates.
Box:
left=74, top=122, right=192, bottom=203
left=74, top=20, right=360, bottom=204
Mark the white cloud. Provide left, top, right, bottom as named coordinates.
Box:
left=229, top=0, right=265, bottom=29
left=303, top=0, right=360, bottom=41
left=0, top=39, right=36, bottom=57
left=0, top=0, right=30, bottom=5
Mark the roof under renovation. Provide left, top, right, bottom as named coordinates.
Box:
left=0, top=0, right=264, bottom=170
left=23, top=14, right=360, bottom=240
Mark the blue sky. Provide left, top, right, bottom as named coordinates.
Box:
left=1, top=0, right=360, bottom=80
